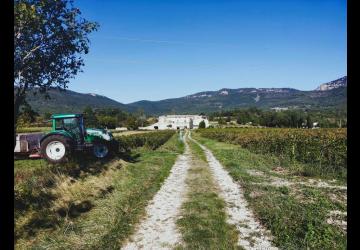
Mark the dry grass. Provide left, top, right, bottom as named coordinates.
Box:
left=50, top=160, right=123, bottom=218
left=14, top=157, right=123, bottom=247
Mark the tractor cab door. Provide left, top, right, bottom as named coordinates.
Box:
left=56, top=118, right=84, bottom=144
left=79, top=116, right=86, bottom=137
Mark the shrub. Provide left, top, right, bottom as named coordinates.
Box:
left=198, top=120, right=206, bottom=129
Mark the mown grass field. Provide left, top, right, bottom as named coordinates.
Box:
left=192, top=130, right=347, bottom=250
left=15, top=131, right=182, bottom=249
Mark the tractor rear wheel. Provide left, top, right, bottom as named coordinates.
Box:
left=41, top=135, right=73, bottom=164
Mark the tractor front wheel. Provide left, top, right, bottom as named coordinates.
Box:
left=93, top=142, right=110, bottom=159
left=41, top=135, right=73, bottom=164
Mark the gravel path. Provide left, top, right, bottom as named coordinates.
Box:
left=122, top=134, right=191, bottom=250
left=123, top=132, right=277, bottom=250
left=189, top=134, right=278, bottom=250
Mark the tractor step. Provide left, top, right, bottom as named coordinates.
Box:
left=74, top=143, right=94, bottom=151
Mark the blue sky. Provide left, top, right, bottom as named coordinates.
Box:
left=70, top=0, right=346, bottom=104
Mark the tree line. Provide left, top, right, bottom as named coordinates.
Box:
left=82, top=106, right=150, bottom=130
left=208, top=107, right=347, bottom=128
left=17, top=105, right=152, bottom=130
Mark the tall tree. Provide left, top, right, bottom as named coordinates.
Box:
left=14, top=0, right=98, bottom=145
left=306, top=114, right=313, bottom=129
left=198, top=120, right=206, bottom=129
left=135, top=108, right=146, bottom=127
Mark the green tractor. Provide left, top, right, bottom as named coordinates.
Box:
left=39, top=113, right=118, bottom=163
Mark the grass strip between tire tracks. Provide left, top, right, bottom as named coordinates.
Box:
left=175, top=137, right=241, bottom=250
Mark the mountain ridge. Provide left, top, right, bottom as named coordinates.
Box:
left=127, top=76, right=347, bottom=114
left=21, top=76, right=347, bottom=115
left=22, top=88, right=135, bottom=114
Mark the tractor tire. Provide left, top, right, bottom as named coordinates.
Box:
left=93, top=141, right=110, bottom=159
left=41, top=135, right=73, bottom=164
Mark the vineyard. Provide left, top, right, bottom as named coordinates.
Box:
left=198, top=128, right=347, bottom=179
left=115, top=130, right=175, bottom=151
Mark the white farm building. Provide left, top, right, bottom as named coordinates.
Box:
left=139, top=115, right=209, bottom=130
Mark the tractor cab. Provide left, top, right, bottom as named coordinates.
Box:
left=52, top=114, right=85, bottom=144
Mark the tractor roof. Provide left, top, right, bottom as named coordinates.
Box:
left=51, top=113, right=83, bottom=119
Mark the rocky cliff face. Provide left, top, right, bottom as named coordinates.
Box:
left=316, top=76, right=347, bottom=91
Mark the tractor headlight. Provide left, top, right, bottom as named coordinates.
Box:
left=103, top=134, right=111, bottom=141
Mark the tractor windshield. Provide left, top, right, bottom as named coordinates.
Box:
left=63, top=118, right=79, bottom=130
left=55, top=118, right=79, bottom=130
